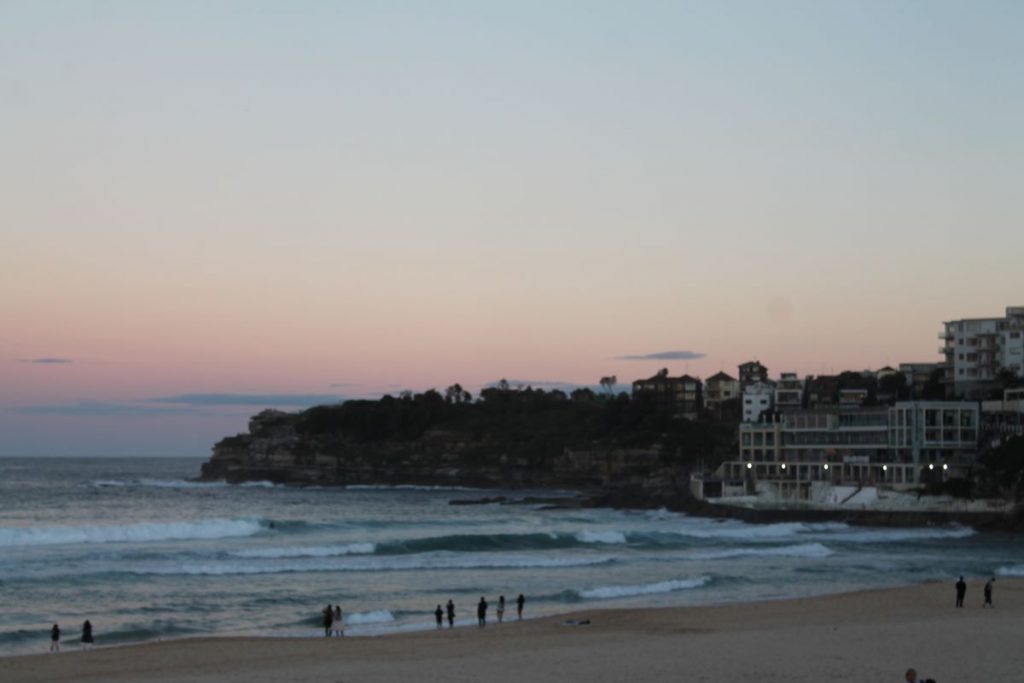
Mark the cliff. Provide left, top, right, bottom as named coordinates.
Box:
left=199, top=394, right=722, bottom=509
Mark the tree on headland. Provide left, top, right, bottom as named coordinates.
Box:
left=599, top=376, right=617, bottom=395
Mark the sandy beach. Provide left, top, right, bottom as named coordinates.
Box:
left=7, top=578, right=1021, bottom=683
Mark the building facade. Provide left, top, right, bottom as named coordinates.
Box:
left=738, top=361, right=769, bottom=387
left=941, top=306, right=1024, bottom=397
left=714, top=401, right=980, bottom=498
left=742, top=381, right=775, bottom=423
left=632, top=370, right=703, bottom=420
left=774, top=373, right=805, bottom=412
left=704, top=371, right=740, bottom=414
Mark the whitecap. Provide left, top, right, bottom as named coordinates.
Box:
left=232, top=543, right=377, bottom=559
left=692, top=542, right=833, bottom=560
left=0, top=518, right=265, bottom=547
left=578, top=576, right=710, bottom=600
left=574, top=530, right=627, bottom=544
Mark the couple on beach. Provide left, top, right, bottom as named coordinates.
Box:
left=954, top=576, right=995, bottom=608
left=322, top=604, right=344, bottom=637
left=49, top=621, right=93, bottom=652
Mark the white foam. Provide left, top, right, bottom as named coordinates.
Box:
left=0, top=518, right=265, bottom=547
left=996, top=565, right=1024, bottom=577
left=693, top=543, right=833, bottom=560
left=344, top=609, right=395, bottom=625
left=232, top=543, right=377, bottom=559
left=574, top=530, right=627, bottom=544
left=579, top=576, right=710, bottom=600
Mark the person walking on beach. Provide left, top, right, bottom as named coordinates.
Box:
left=446, top=600, right=455, bottom=629
left=50, top=624, right=60, bottom=652
left=497, top=595, right=506, bottom=624
left=477, top=597, right=488, bottom=627
left=334, top=605, right=344, bottom=636
left=81, top=620, right=94, bottom=650
left=955, top=576, right=966, bottom=608
left=516, top=593, right=525, bottom=620
left=323, top=604, right=334, bottom=637
left=434, top=605, right=444, bottom=629
left=983, top=577, right=995, bottom=607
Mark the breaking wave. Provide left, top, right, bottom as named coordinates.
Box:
left=692, top=543, right=833, bottom=560
left=0, top=518, right=266, bottom=547
left=577, top=576, right=710, bottom=600
left=232, top=543, right=377, bottom=559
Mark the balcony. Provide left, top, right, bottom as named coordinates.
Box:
left=938, top=331, right=953, bottom=340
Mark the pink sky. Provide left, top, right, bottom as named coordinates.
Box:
left=2, top=2, right=1022, bottom=455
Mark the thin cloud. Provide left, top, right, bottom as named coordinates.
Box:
left=24, top=358, right=73, bottom=364
left=616, top=350, right=706, bottom=361
left=151, top=393, right=345, bottom=407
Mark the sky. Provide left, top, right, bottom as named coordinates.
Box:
left=2, top=1, right=1022, bottom=456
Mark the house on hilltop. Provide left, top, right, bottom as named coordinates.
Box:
left=632, top=369, right=703, bottom=420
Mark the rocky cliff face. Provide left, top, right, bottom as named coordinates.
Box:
left=200, top=409, right=693, bottom=505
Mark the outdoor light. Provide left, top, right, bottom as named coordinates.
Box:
left=943, top=464, right=948, bottom=471
left=929, top=463, right=934, bottom=470
left=781, top=463, right=787, bottom=470
left=746, top=462, right=752, bottom=469
left=882, top=465, right=887, bottom=471
left=823, top=464, right=829, bottom=470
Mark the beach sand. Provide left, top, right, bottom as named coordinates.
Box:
left=7, top=579, right=1021, bottom=683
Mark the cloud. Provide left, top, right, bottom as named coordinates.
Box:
left=150, top=393, right=344, bottom=407
left=616, top=350, right=706, bottom=361
left=24, top=357, right=73, bottom=364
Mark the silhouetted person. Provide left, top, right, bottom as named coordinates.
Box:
left=984, top=577, right=995, bottom=607
left=516, top=593, right=525, bottom=620
left=334, top=605, right=344, bottom=636
left=955, top=576, right=966, bottom=607
left=497, top=595, right=506, bottom=624
left=81, top=620, right=94, bottom=649
left=435, top=605, right=444, bottom=629
left=477, top=597, right=488, bottom=627
left=323, top=604, right=334, bottom=636
left=50, top=624, right=60, bottom=652
left=446, top=600, right=455, bottom=628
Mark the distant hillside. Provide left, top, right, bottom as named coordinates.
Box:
left=200, top=386, right=738, bottom=503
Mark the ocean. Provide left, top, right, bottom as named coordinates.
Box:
left=2, top=457, right=1021, bottom=657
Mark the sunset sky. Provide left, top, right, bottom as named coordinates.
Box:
left=2, top=1, right=1022, bottom=456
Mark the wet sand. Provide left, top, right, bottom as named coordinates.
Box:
left=7, top=578, right=1021, bottom=683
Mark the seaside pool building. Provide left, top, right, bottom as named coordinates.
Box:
left=702, top=401, right=980, bottom=501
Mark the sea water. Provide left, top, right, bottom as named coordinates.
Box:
left=1, top=457, right=1022, bottom=656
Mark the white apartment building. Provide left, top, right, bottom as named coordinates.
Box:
left=941, top=306, right=1024, bottom=396
left=742, top=381, right=775, bottom=423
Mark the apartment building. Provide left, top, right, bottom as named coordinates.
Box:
left=775, top=373, right=805, bottom=412
left=705, top=371, right=740, bottom=413
left=631, top=370, right=703, bottom=420
left=941, top=306, right=1024, bottom=397
left=742, top=381, right=775, bottom=423
left=738, top=361, right=769, bottom=387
